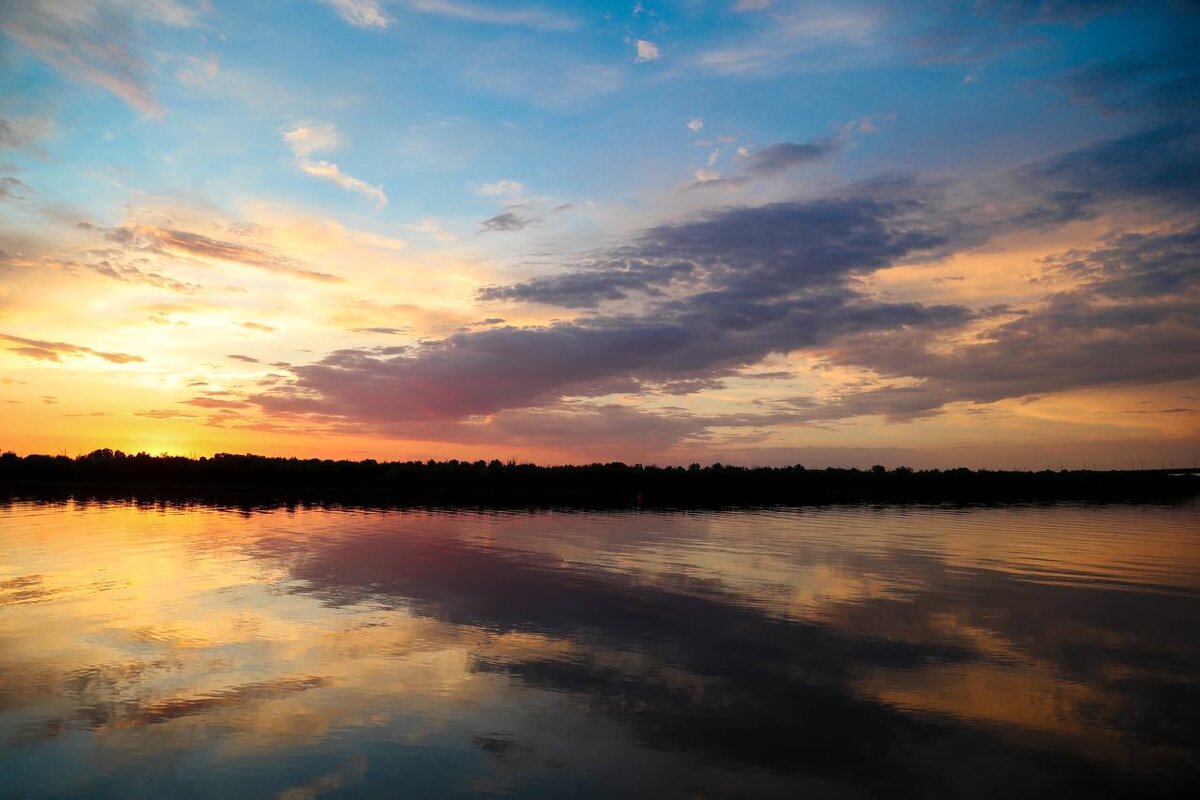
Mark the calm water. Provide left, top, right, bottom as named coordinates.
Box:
left=1, top=500, right=1198, bottom=798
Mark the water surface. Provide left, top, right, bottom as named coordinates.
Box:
left=2, top=501, right=1198, bottom=797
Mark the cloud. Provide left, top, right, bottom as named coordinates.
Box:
left=480, top=212, right=535, bottom=233
left=1015, top=122, right=1200, bottom=213
left=697, top=9, right=882, bottom=75
left=237, top=321, right=276, bottom=332
left=109, top=225, right=345, bottom=282
left=247, top=119, right=1200, bottom=442
left=983, top=0, right=1128, bottom=25
left=297, top=160, right=388, bottom=206
left=478, top=261, right=695, bottom=308
left=33, top=249, right=207, bottom=294
left=463, top=49, right=626, bottom=109
left=410, top=218, right=458, bottom=242
left=745, top=138, right=843, bottom=175
left=183, top=396, right=253, bottom=410
left=0, top=116, right=54, bottom=152
left=732, top=0, right=772, bottom=10
left=684, top=136, right=844, bottom=190
left=256, top=294, right=968, bottom=428
left=352, top=326, right=408, bottom=335
left=635, top=40, right=660, bottom=63
left=282, top=122, right=344, bottom=157
left=0, top=333, right=144, bottom=364
left=280, top=121, right=386, bottom=205
left=320, top=0, right=390, bottom=29
left=0, top=177, right=32, bottom=202
left=687, top=118, right=704, bottom=132
left=350, top=229, right=407, bottom=250
left=176, top=52, right=219, bottom=87
left=443, top=403, right=714, bottom=453
left=0, top=1, right=198, bottom=118
left=783, top=218, right=1200, bottom=422
left=408, top=0, right=579, bottom=31
left=475, top=179, right=525, bottom=197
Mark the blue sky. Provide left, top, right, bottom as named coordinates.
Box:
left=2, top=1, right=1198, bottom=466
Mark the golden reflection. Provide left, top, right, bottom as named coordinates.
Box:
left=1, top=501, right=1197, bottom=795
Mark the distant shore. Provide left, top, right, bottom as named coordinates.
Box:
left=2, top=450, right=1197, bottom=509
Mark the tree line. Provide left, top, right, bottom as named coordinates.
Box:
left=1, top=449, right=1195, bottom=507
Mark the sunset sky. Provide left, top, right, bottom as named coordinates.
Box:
left=1, top=0, right=1197, bottom=467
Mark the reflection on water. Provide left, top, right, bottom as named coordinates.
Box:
left=1, top=501, right=1198, bottom=798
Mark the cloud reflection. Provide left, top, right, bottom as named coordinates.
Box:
left=1, top=502, right=1197, bottom=796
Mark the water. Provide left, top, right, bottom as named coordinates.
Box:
left=1, top=500, right=1198, bottom=798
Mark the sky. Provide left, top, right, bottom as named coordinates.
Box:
left=1, top=0, right=1198, bottom=468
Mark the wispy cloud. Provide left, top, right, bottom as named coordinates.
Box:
left=475, top=179, right=525, bottom=197
left=110, top=225, right=345, bottom=282
left=0, top=176, right=32, bottom=202
left=237, top=321, right=276, bottom=332
left=27, top=249, right=207, bottom=294
left=410, top=218, right=458, bottom=243
left=297, top=160, right=388, bottom=206
left=283, top=121, right=346, bottom=157
left=281, top=121, right=386, bottom=206
left=1, top=1, right=200, bottom=118
left=409, top=0, right=579, bottom=31
left=697, top=10, right=882, bottom=75
left=0, top=333, right=144, bottom=364
left=464, top=46, right=626, bottom=109
left=320, top=0, right=390, bottom=29
left=176, top=52, right=219, bottom=87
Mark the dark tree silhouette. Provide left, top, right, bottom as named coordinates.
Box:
left=0, top=449, right=1195, bottom=508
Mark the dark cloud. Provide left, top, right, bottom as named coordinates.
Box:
left=1018, top=123, right=1200, bottom=212
left=744, top=137, right=843, bottom=175
left=477, top=260, right=694, bottom=307
left=808, top=224, right=1200, bottom=421
left=1046, top=223, right=1200, bottom=300
left=253, top=123, right=1200, bottom=441
left=257, top=292, right=970, bottom=426
left=686, top=136, right=843, bottom=191
left=637, top=197, right=947, bottom=295
left=911, top=0, right=1140, bottom=64
left=0, top=176, right=32, bottom=202
left=227, top=354, right=261, bottom=363
left=0, top=333, right=144, bottom=364
left=480, top=212, right=535, bottom=233
left=979, top=0, right=1128, bottom=24
left=1048, top=48, right=1200, bottom=120
left=484, top=195, right=950, bottom=309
